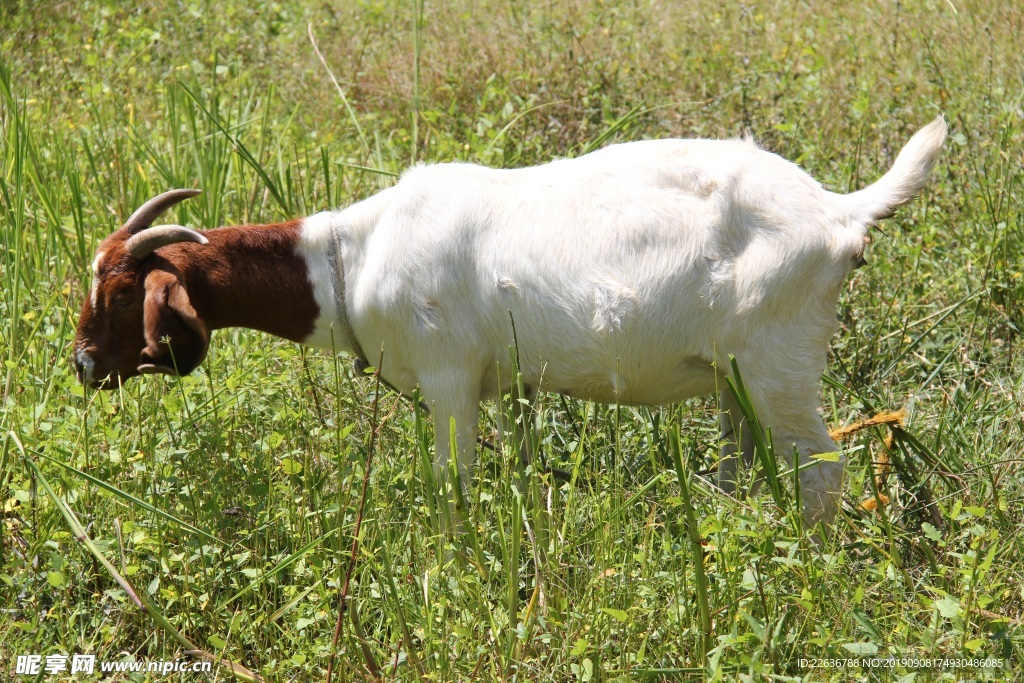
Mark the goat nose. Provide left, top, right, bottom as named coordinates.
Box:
left=74, top=349, right=95, bottom=384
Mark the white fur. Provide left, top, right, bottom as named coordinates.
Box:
left=90, top=251, right=105, bottom=309
left=297, top=118, right=947, bottom=529
left=296, top=212, right=343, bottom=349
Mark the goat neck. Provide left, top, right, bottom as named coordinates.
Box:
left=156, top=220, right=320, bottom=343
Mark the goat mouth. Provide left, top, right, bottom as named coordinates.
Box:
left=86, top=370, right=132, bottom=393
left=76, top=364, right=140, bottom=390
left=88, top=377, right=121, bottom=391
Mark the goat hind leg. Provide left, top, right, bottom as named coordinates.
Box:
left=724, top=354, right=846, bottom=535
left=756, top=400, right=844, bottom=532
left=718, top=387, right=758, bottom=495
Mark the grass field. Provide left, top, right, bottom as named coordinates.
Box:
left=2, top=0, right=1022, bottom=680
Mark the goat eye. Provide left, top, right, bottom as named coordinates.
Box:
left=113, top=295, right=134, bottom=308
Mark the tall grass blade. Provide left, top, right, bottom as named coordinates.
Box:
left=178, top=82, right=290, bottom=215
left=668, top=427, right=712, bottom=664
left=726, top=356, right=788, bottom=509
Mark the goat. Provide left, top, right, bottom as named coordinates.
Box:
left=73, top=117, right=947, bottom=532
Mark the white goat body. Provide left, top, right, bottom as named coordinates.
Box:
left=297, top=118, right=947, bottom=527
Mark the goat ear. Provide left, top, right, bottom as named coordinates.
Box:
left=139, top=270, right=209, bottom=376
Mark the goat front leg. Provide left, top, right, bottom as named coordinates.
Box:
left=421, top=373, right=481, bottom=527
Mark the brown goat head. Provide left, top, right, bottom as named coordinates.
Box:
left=73, top=189, right=209, bottom=389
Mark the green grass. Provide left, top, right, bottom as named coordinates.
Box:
left=2, top=0, right=1022, bottom=680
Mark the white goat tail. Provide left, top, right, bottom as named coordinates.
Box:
left=843, top=116, right=947, bottom=223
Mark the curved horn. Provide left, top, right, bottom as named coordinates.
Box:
left=123, top=188, right=202, bottom=235
left=126, top=225, right=209, bottom=260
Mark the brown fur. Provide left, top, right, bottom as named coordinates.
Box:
left=74, top=220, right=318, bottom=388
